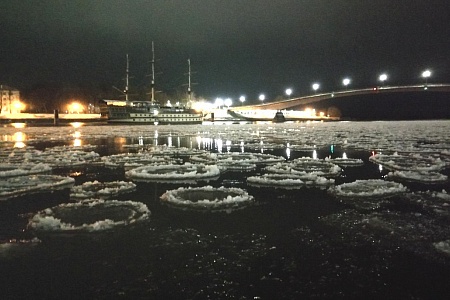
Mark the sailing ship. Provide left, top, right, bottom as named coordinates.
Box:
left=103, top=43, right=203, bottom=124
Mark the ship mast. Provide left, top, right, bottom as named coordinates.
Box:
left=187, top=58, right=192, bottom=103
left=151, top=41, right=156, bottom=103
left=125, top=53, right=130, bottom=103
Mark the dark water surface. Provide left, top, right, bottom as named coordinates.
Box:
left=1, top=124, right=449, bottom=299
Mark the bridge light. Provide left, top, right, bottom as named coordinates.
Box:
left=259, top=94, right=265, bottom=102
left=342, top=78, right=351, bottom=87
left=224, top=98, right=232, bottom=108
left=285, top=88, right=293, bottom=99
left=312, top=83, right=320, bottom=91
left=215, top=97, right=224, bottom=108
left=422, top=70, right=431, bottom=89
left=239, top=96, right=246, bottom=105
left=379, top=73, right=388, bottom=85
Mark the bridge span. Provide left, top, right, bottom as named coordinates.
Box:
left=232, top=84, right=450, bottom=111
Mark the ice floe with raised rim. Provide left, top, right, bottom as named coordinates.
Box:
left=0, top=175, right=75, bottom=200
left=28, top=199, right=150, bottom=233
left=101, top=152, right=181, bottom=170
left=70, top=180, right=137, bottom=200
left=328, top=179, right=408, bottom=210
left=265, top=158, right=342, bottom=178
left=189, top=152, right=284, bottom=171
left=329, top=179, right=407, bottom=199
left=433, top=240, right=450, bottom=256
left=369, top=153, right=447, bottom=172
left=125, top=163, right=221, bottom=183
left=0, top=163, right=52, bottom=178
left=160, top=186, right=254, bottom=212
left=247, top=173, right=334, bottom=189
left=386, top=170, right=448, bottom=184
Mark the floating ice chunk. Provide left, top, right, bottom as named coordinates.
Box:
left=265, top=159, right=341, bottom=178
left=160, top=186, right=254, bottom=212
left=70, top=180, right=137, bottom=200
left=101, top=152, right=180, bottom=170
left=247, top=173, right=334, bottom=190
left=0, top=163, right=52, bottom=178
left=433, top=240, right=450, bottom=255
left=28, top=199, right=150, bottom=233
left=146, top=146, right=207, bottom=157
left=0, top=175, right=75, bottom=200
left=325, top=157, right=364, bottom=167
left=190, top=152, right=285, bottom=166
left=387, top=170, right=448, bottom=184
left=125, top=163, right=221, bottom=183
left=369, top=153, right=447, bottom=172
left=328, top=180, right=407, bottom=209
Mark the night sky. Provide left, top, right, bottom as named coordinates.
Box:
left=1, top=0, right=449, bottom=104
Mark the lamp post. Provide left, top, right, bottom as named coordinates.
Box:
left=379, top=74, right=388, bottom=87
left=342, top=78, right=351, bottom=88
left=285, top=88, right=292, bottom=99
left=224, top=98, right=232, bottom=108
left=259, top=94, right=265, bottom=103
left=422, top=70, right=431, bottom=89
left=239, top=96, right=245, bottom=106
left=312, top=83, right=320, bottom=92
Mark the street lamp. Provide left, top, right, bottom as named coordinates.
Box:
left=285, top=88, right=293, bottom=99
left=342, top=78, right=351, bottom=88
left=422, top=70, right=431, bottom=89
left=239, top=96, right=246, bottom=106
left=259, top=94, right=265, bottom=102
left=379, top=74, right=388, bottom=86
left=312, top=83, right=320, bottom=92
left=224, top=98, right=232, bottom=108
left=215, top=97, right=223, bottom=109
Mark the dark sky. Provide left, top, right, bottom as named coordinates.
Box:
left=1, top=0, right=449, bottom=103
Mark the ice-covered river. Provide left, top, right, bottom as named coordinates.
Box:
left=1, top=120, right=449, bottom=299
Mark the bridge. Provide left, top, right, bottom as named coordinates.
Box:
left=231, top=84, right=450, bottom=111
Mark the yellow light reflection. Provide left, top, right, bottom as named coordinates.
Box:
left=73, top=139, right=82, bottom=147
left=70, top=122, right=84, bottom=128
left=11, top=123, right=26, bottom=129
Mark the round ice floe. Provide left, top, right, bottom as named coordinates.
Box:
left=28, top=199, right=150, bottom=233
left=325, top=157, right=364, bottom=167
left=101, top=153, right=180, bottom=170
left=386, top=170, right=448, bottom=184
left=433, top=240, right=450, bottom=255
left=125, top=163, right=220, bottom=183
left=265, top=159, right=341, bottom=178
left=146, top=146, right=207, bottom=157
left=70, top=180, right=137, bottom=200
left=160, top=186, right=254, bottom=212
left=247, top=173, right=334, bottom=190
left=329, top=179, right=407, bottom=201
left=0, top=163, right=52, bottom=178
left=0, top=175, right=75, bottom=200
left=369, top=153, right=447, bottom=172
left=190, top=152, right=285, bottom=166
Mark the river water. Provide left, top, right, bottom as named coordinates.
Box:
left=1, top=121, right=449, bottom=299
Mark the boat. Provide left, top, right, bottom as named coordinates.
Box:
left=104, top=44, right=203, bottom=125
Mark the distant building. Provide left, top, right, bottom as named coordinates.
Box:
left=0, top=85, right=21, bottom=114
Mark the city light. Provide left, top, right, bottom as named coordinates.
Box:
left=379, top=73, right=388, bottom=84
left=342, top=78, right=351, bottom=87
left=312, top=83, right=320, bottom=91
left=239, top=96, right=246, bottom=105
left=422, top=70, right=431, bottom=89
left=69, top=102, right=83, bottom=114
left=285, top=88, right=293, bottom=99
left=224, top=98, right=232, bottom=108
left=259, top=94, right=265, bottom=102
left=215, top=97, right=224, bottom=108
